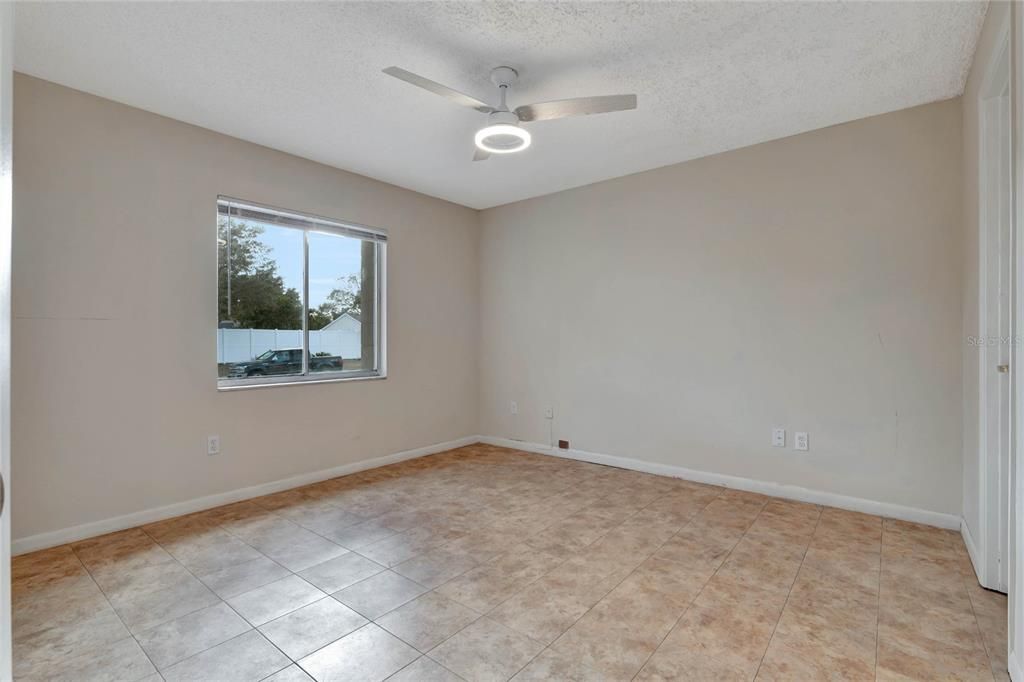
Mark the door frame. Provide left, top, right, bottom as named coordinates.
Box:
left=0, top=4, right=12, bottom=680
left=1010, top=2, right=1024, bottom=678
left=978, top=13, right=1013, bottom=593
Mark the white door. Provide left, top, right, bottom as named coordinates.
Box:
left=0, top=3, right=12, bottom=680
left=981, top=32, right=1013, bottom=594
left=995, top=82, right=1013, bottom=592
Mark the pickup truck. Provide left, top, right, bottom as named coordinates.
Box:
left=225, top=348, right=343, bottom=378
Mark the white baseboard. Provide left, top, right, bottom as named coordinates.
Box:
left=961, top=518, right=985, bottom=584
left=1010, top=650, right=1022, bottom=682
left=479, top=436, right=962, bottom=530
left=13, top=432, right=964, bottom=555
left=12, top=435, right=479, bottom=556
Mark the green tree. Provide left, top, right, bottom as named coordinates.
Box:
left=308, top=274, right=362, bottom=330
left=218, top=218, right=302, bottom=329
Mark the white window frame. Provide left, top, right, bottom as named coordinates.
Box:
left=216, top=197, right=387, bottom=390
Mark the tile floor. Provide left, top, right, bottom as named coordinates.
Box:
left=12, top=444, right=1008, bottom=681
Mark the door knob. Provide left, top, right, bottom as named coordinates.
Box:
left=998, top=364, right=1010, bottom=373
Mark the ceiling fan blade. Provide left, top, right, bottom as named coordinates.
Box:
left=383, top=66, right=495, bottom=113
left=515, top=94, right=637, bottom=122
left=473, top=148, right=490, bottom=162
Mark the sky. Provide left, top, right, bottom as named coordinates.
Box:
left=252, top=223, right=363, bottom=309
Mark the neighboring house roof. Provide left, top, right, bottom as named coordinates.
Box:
left=321, top=311, right=361, bottom=331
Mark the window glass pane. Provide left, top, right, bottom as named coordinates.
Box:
left=306, top=230, right=376, bottom=373
left=217, top=215, right=305, bottom=380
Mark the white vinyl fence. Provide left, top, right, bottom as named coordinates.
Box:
left=217, top=327, right=361, bottom=363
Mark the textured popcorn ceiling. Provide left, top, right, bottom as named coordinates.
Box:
left=15, top=1, right=986, bottom=209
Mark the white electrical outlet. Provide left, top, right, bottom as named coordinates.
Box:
left=207, top=435, right=221, bottom=456
left=510, top=401, right=518, bottom=415
left=772, top=428, right=786, bottom=447
left=794, top=432, right=809, bottom=451
left=544, top=407, right=554, bottom=420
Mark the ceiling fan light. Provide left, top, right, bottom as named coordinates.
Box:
left=474, top=124, right=531, bottom=154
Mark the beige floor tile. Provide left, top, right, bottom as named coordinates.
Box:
left=488, top=577, right=595, bottom=645
left=356, top=527, right=454, bottom=567
left=264, top=664, right=316, bottom=682
left=377, top=592, right=479, bottom=652
left=299, top=623, right=419, bottom=681
left=440, top=529, right=525, bottom=563
left=392, top=548, right=479, bottom=589
left=637, top=644, right=751, bottom=682
left=617, top=556, right=710, bottom=609
left=161, top=533, right=264, bottom=574
left=110, top=576, right=220, bottom=634
left=72, top=528, right=173, bottom=573
left=785, top=571, right=878, bottom=633
left=714, top=549, right=802, bottom=594
left=13, top=572, right=111, bottom=637
left=652, top=527, right=736, bottom=571
left=21, top=635, right=156, bottom=682
left=12, top=547, right=90, bottom=599
left=227, top=575, right=325, bottom=626
left=13, top=545, right=82, bottom=583
left=434, top=546, right=563, bottom=612
left=259, top=596, right=367, bottom=660
left=510, top=648, right=607, bottom=681
left=333, top=570, right=429, bottom=619
left=655, top=580, right=788, bottom=678
left=975, top=608, right=1008, bottom=670
left=880, top=566, right=973, bottom=615
left=880, top=589, right=985, bottom=649
left=91, top=559, right=198, bottom=603
left=757, top=641, right=872, bottom=681
left=248, top=528, right=349, bottom=572
left=799, top=544, right=880, bottom=591
left=298, top=552, right=385, bottom=593
left=197, top=555, right=290, bottom=599
left=142, top=512, right=222, bottom=545
left=428, top=617, right=544, bottom=682
left=386, top=656, right=463, bottom=682
left=282, top=504, right=366, bottom=537
left=815, top=508, right=882, bottom=540
left=523, top=510, right=622, bottom=556
left=876, top=634, right=993, bottom=681
left=136, top=601, right=251, bottom=670
left=325, top=519, right=400, bottom=548
left=757, top=609, right=876, bottom=681
left=10, top=446, right=1008, bottom=682
left=968, top=581, right=1009, bottom=619
left=547, top=581, right=684, bottom=679
left=13, top=604, right=130, bottom=678
left=162, top=630, right=291, bottom=682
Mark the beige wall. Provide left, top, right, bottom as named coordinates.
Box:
left=961, top=1, right=1010, bottom=551
left=11, top=74, right=480, bottom=540
left=479, top=99, right=964, bottom=515
left=11, top=71, right=972, bottom=540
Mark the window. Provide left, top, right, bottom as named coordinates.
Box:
left=217, top=197, right=386, bottom=388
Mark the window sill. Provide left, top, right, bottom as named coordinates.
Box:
left=217, top=372, right=386, bottom=391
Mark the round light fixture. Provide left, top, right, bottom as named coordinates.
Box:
left=474, top=123, right=531, bottom=154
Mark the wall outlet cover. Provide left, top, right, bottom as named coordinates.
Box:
left=207, top=435, right=221, bottom=456
left=795, top=432, right=809, bottom=451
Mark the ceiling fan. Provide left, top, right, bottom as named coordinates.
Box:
left=382, top=65, right=637, bottom=161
